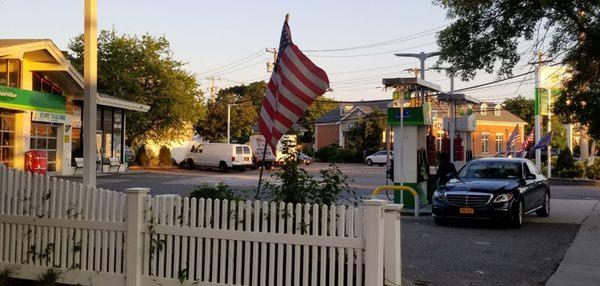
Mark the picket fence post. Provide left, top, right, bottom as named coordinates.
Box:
left=384, top=203, right=403, bottom=286
left=364, top=199, right=386, bottom=286
left=125, top=187, right=150, bottom=286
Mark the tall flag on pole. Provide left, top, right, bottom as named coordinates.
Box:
left=258, top=15, right=330, bottom=153
left=506, top=124, right=520, bottom=152
left=532, top=131, right=553, bottom=150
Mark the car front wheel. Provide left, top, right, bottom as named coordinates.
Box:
left=434, top=217, right=447, bottom=226
left=536, top=192, right=550, bottom=217
left=366, top=159, right=373, bottom=166
left=509, top=200, right=524, bottom=228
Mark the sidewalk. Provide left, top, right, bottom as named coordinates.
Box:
left=546, top=200, right=600, bottom=286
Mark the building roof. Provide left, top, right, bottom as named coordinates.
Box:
left=0, top=39, right=50, bottom=48
left=315, top=99, right=391, bottom=124
left=475, top=109, right=527, bottom=124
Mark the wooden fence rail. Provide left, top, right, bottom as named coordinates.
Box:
left=0, top=166, right=402, bottom=286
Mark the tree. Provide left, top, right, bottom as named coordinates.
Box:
left=299, top=98, right=338, bottom=139
left=68, top=29, right=203, bottom=145
left=346, top=109, right=386, bottom=155
left=435, top=1, right=600, bottom=139
left=503, top=96, right=534, bottom=128
left=196, top=81, right=265, bottom=143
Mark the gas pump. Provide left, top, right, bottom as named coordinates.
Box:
left=382, top=77, right=442, bottom=210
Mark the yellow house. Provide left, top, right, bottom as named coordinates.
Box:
left=0, top=39, right=149, bottom=175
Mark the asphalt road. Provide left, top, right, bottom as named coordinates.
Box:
left=61, top=163, right=600, bottom=285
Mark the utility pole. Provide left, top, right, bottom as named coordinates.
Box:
left=547, top=89, right=552, bottom=178
left=227, top=104, right=231, bottom=144
left=266, top=48, right=278, bottom=72
left=206, top=76, right=221, bottom=99
left=531, top=52, right=552, bottom=170
left=83, top=0, right=98, bottom=187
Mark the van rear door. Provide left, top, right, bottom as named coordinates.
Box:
left=243, top=146, right=252, bottom=163
left=234, top=146, right=244, bottom=164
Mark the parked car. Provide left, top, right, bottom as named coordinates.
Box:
left=432, top=157, right=550, bottom=228
left=297, top=152, right=313, bottom=165
left=365, top=150, right=392, bottom=166
left=183, top=143, right=253, bottom=172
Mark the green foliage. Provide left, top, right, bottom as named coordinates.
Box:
left=585, top=158, right=600, bottom=180
left=555, top=148, right=581, bottom=178
left=136, top=146, right=155, bottom=167
left=188, top=183, right=242, bottom=201
left=68, top=29, right=203, bottom=145
left=503, top=96, right=534, bottom=129
left=346, top=109, right=386, bottom=156
left=0, top=267, right=12, bottom=286
left=36, top=267, right=62, bottom=286
left=435, top=1, right=600, bottom=139
left=196, top=82, right=265, bottom=143
left=315, top=144, right=362, bottom=163
left=265, top=140, right=356, bottom=205
left=158, top=146, right=173, bottom=167
left=299, top=98, right=338, bottom=139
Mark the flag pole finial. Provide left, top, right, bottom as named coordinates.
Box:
left=285, top=13, right=289, bottom=22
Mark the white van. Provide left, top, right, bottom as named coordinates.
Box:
left=182, top=143, right=253, bottom=171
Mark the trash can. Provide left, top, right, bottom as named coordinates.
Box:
left=25, top=150, right=47, bottom=175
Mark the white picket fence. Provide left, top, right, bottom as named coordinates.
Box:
left=0, top=165, right=403, bottom=286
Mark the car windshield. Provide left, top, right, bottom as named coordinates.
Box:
left=457, top=161, right=521, bottom=179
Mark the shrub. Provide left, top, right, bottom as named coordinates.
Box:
left=0, top=267, right=12, bottom=286
left=585, top=158, right=600, bottom=180
left=158, top=146, right=172, bottom=167
left=137, top=146, right=158, bottom=167
left=555, top=148, right=576, bottom=178
left=315, top=144, right=362, bottom=163
left=36, top=267, right=62, bottom=286
left=188, top=183, right=241, bottom=201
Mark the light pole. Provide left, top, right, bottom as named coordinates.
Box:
left=430, top=67, right=457, bottom=162
left=83, top=0, right=98, bottom=187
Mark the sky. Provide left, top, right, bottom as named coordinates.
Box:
left=2, top=0, right=540, bottom=103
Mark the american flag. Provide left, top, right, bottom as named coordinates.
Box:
left=258, top=16, right=330, bottom=153
left=506, top=124, right=520, bottom=152
left=520, top=127, right=535, bottom=152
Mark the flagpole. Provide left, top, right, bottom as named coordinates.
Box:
left=256, top=143, right=268, bottom=199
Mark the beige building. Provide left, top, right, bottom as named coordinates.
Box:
left=0, top=39, right=149, bottom=175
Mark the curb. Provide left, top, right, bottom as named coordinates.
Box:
left=550, top=178, right=599, bottom=187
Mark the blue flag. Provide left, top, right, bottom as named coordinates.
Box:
left=532, top=132, right=553, bottom=150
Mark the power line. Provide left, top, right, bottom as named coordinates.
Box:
left=198, top=50, right=263, bottom=76
left=308, top=42, right=437, bottom=58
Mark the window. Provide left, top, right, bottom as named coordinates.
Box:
left=481, top=132, right=490, bottom=154
left=495, top=133, right=503, bottom=153
left=0, top=111, right=16, bottom=167
left=467, top=104, right=473, bottom=115
left=31, top=72, right=62, bottom=95
left=432, top=110, right=438, bottom=120
left=435, top=131, right=444, bottom=151
left=480, top=103, right=488, bottom=115
left=0, top=59, right=21, bottom=88
left=30, top=122, right=58, bottom=172
left=243, top=146, right=251, bottom=154
left=494, top=105, right=502, bottom=116
left=236, top=146, right=243, bottom=155
left=526, top=161, right=540, bottom=175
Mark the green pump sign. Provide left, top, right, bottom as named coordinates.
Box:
left=0, top=85, right=66, bottom=114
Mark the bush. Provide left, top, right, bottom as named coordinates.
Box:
left=136, top=146, right=157, bottom=167
left=187, top=183, right=241, bottom=201
left=555, top=148, right=577, bottom=178
left=158, top=146, right=172, bottom=167
left=585, top=158, right=600, bottom=180
left=315, top=144, right=362, bottom=163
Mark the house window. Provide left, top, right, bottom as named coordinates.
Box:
left=32, top=72, right=62, bottom=95
left=494, top=105, right=502, bottom=116
left=0, top=59, right=21, bottom=88
left=432, top=110, right=438, bottom=120
left=480, top=103, right=488, bottom=115
left=435, top=131, right=444, bottom=151
left=0, top=111, right=16, bottom=167
left=467, top=104, right=473, bottom=115
left=495, top=133, right=503, bottom=153
left=481, top=132, right=490, bottom=154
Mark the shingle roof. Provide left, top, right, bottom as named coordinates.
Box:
left=315, top=100, right=391, bottom=124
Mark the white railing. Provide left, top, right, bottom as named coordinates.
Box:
left=0, top=165, right=402, bottom=286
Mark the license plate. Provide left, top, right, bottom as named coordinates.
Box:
left=459, top=207, right=474, bottom=215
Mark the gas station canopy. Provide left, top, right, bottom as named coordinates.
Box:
left=382, top=77, right=442, bottom=92
left=436, top=93, right=480, bottom=104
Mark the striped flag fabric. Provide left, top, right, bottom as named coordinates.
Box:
left=258, top=16, right=330, bottom=153
left=520, top=127, right=535, bottom=152
left=505, top=124, right=520, bottom=152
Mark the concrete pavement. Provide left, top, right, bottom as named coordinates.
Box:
left=546, top=199, right=600, bottom=286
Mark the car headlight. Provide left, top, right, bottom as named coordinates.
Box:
left=433, top=190, right=446, bottom=201
left=493, top=193, right=514, bottom=203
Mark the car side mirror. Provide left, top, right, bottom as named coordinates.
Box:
left=525, top=174, right=536, bottom=180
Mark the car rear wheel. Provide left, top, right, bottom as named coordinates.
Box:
left=218, top=161, right=228, bottom=173
left=536, top=192, right=550, bottom=217
left=185, top=159, right=195, bottom=170
left=509, top=200, right=524, bottom=228
left=366, top=159, right=373, bottom=166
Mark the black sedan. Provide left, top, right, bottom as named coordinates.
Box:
left=432, top=158, right=550, bottom=228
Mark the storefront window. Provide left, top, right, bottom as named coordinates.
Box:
left=103, top=108, right=113, bottom=159
left=0, top=59, right=21, bottom=88
left=0, top=110, right=16, bottom=167
left=32, top=72, right=62, bottom=95
left=30, top=122, right=58, bottom=172
left=113, top=109, right=122, bottom=162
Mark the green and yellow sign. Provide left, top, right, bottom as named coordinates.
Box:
left=387, top=103, right=433, bottom=126
left=0, top=85, right=66, bottom=114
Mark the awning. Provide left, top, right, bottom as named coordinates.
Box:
left=0, top=85, right=66, bottom=114
left=98, top=93, right=150, bottom=112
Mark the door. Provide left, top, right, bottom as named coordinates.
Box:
left=521, top=162, right=537, bottom=212
left=526, top=161, right=546, bottom=207
left=30, top=122, right=58, bottom=172
left=234, top=146, right=244, bottom=165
